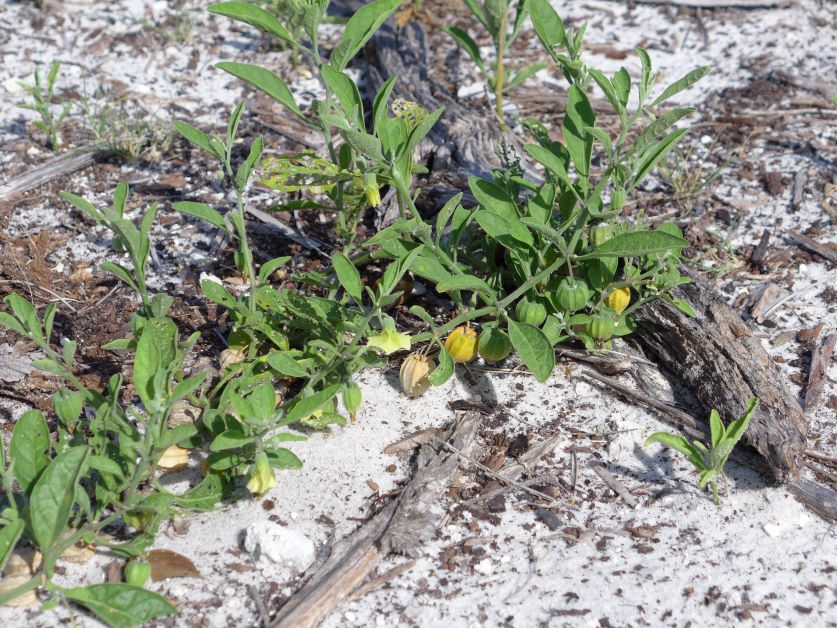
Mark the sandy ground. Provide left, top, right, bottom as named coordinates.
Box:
left=1, top=0, right=836, bottom=626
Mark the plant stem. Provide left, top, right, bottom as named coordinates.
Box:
left=495, top=15, right=507, bottom=126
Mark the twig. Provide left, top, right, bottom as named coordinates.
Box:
left=0, top=144, right=113, bottom=202
left=787, top=231, right=837, bottom=265
left=345, top=559, right=416, bottom=602
left=804, top=333, right=837, bottom=414
left=0, top=278, right=79, bottom=313
left=593, top=464, right=637, bottom=509
left=805, top=449, right=837, bottom=469
left=759, top=269, right=837, bottom=321
left=247, top=584, right=270, bottom=628
left=431, top=436, right=559, bottom=507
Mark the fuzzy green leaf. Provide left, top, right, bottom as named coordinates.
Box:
left=507, top=320, right=554, bottom=383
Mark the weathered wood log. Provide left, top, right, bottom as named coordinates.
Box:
left=0, top=144, right=113, bottom=202
left=631, top=271, right=809, bottom=481
left=352, top=13, right=813, bottom=483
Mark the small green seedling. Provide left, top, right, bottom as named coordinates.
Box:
left=645, top=397, right=759, bottom=504
left=17, top=61, right=71, bottom=151
left=446, top=0, right=544, bottom=124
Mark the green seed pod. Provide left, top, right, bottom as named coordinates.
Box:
left=588, top=316, right=616, bottom=341
left=342, top=381, right=362, bottom=421
left=589, top=224, right=614, bottom=247
left=555, top=278, right=591, bottom=312
left=515, top=298, right=547, bottom=327
left=478, top=327, right=512, bottom=363
left=124, top=560, right=151, bottom=587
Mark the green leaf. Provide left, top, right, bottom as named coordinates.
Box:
left=631, top=128, right=689, bottom=190
left=172, top=201, right=228, bottom=232
left=435, top=274, right=494, bottom=298
left=562, top=84, right=596, bottom=178
left=210, top=429, right=254, bottom=452
left=721, top=397, right=759, bottom=462
left=266, top=447, right=304, bottom=469
left=629, top=108, right=695, bottom=157
left=469, top=177, right=519, bottom=217
left=174, top=121, right=224, bottom=161
left=236, top=136, right=265, bottom=190
left=372, top=76, right=398, bottom=132
left=87, top=455, right=123, bottom=477
left=10, top=410, right=51, bottom=494
left=60, top=191, right=102, bottom=223
left=474, top=211, right=533, bottom=246
left=30, top=446, right=88, bottom=551
left=644, top=432, right=706, bottom=470
left=340, top=129, right=383, bottom=161
left=4, top=293, right=40, bottom=339
left=404, top=107, right=444, bottom=158
left=709, top=409, right=724, bottom=450
left=428, top=344, right=454, bottom=386
left=434, top=193, right=463, bottom=247
left=332, top=253, right=363, bottom=303
left=507, top=320, right=554, bottom=383
left=445, top=26, right=485, bottom=72
left=282, top=384, right=340, bottom=425
left=669, top=296, right=696, bottom=317
left=250, top=381, right=277, bottom=422
left=216, top=62, right=303, bottom=118
left=321, top=65, right=364, bottom=129
left=258, top=256, right=291, bottom=283
left=62, top=583, right=176, bottom=628
left=586, top=230, right=689, bottom=258
left=651, top=65, right=711, bottom=107
left=267, top=351, right=309, bottom=378
left=530, top=0, right=565, bottom=51
left=0, top=312, right=26, bottom=335
left=133, top=317, right=177, bottom=412
left=208, top=2, right=294, bottom=44
left=0, top=520, right=24, bottom=574
left=588, top=68, right=625, bottom=118
left=100, top=262, right=138, bottom=292
left=200, top=279, right=239, bottom=310
left=507, top=62, right=549, bottom=90
left=331, top=0, right=402, bottom=70
left=525, top=143, right=574, bottom=192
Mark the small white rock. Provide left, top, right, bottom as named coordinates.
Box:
left=243, top=521, right=316, bottom=572
left=474, top=558, right=494, bottom=575
left=344, top=611, right=356, bottom=622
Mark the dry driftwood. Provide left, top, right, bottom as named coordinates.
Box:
left=270, top=411, right=480, bottom=628
left=0, top=144, right=113, bottom=202
left=632, top=271, right=808, bottom=481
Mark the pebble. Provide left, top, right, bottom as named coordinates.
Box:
left=243, top=521, right=316, bottom=571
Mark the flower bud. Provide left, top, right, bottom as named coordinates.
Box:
left=246, top=452, right=277, bottom=497
left=363, top=172, right=381, bottom=207
left=399, top=353, right=435, bottom=397
left=444, top=325, right=478, bottom=364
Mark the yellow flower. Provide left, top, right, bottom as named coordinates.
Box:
left=603, top=287, right=631, bottom=314
left=246, top=453, right=277, bottom=497
left=363, top=173, right=381, bottom=207
left=444, top=325, right=478, bottom=363
left=367, top=318, right=411, bottom=355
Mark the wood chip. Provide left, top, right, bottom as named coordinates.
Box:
left=593, top=464, right=637, bottom=509
left=803, top=333, right=837, bottom=415
left=788, top=231, right=837, bottom=265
